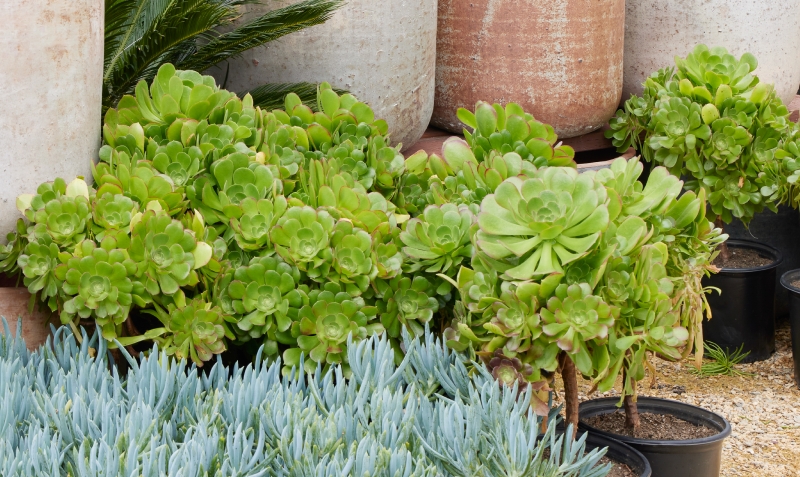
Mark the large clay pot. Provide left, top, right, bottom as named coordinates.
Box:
left=0, top=288, right=53, bottom=350
left=215, top=0, right=438, bottom=150
left=432, top=0, right=625, bottom=138
left=624, top=0, right=800, bottom=105
left=0, top=0, right=104, bottom=241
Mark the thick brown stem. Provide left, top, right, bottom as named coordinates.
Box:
left=715, top=217, right=730, bottom=261
left=559, top=352, right=579, bottom=439
left=623, top=394, right=640, bottom=433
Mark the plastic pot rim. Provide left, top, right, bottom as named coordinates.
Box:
left=714, top=239, right=783, bottom=273
left=542, top=426, right=653, bottom=477
left=577, top=396, right=732, bottom=447
left=779, top=269, right=800, bottom=294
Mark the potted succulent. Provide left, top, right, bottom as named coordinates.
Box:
left=607, top=45, right=793, bottom=362
left=438, top=101, right=729, bottom=475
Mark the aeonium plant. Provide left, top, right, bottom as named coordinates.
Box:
left=607, top=44, right=791, bottom=260
left=446, top=157, right=724, bottom=434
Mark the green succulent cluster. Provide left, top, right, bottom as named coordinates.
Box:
left=607, top=44, right=792, bottom=225
left=457, top=101, right=577, bottom=167
left=4, top=56, right=726, bottom=409
left=446, top=155, right=724, bottom=417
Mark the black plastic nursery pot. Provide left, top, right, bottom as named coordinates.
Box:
left=702, top=239, right=782, bottom=362
left=723, top=206, right=800, bottom=319
left=779, top=269, right=800, bottom=388
left=578, top=397, right=731, bottom=477
left=583, top=430, right=652, bottom=477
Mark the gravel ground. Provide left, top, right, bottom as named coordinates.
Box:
left=554, top=321, right=800, bottom=477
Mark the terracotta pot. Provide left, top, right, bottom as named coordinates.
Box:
left=623, top=0, right=800, bottom=105
left=0, top=287, right=54, bottom=350
left=213, top=0, right=438, bottom=150
left=432, top=0, right=625, bottom=138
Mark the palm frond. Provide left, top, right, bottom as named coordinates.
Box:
left=103, top=0, right=233, bottom=109
left=104, top=0, right=175, bottom=84
left=178, top=0, right=343, bottom=73
left=102, top=0, right=344, bottom=112
left=243, top=82, right=348, bottom=112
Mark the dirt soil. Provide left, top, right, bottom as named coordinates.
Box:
left=599, top=455, right=636, bottom=477
left=584, top=411, right=717, bottom=440
left=712, top=247, right=773, bottom=269
left=554, top=321, right=800, bottom=477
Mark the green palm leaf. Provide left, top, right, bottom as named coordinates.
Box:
left=103, top=0, right=344, bottom=112
left=179, top=0, right=344, bottom=73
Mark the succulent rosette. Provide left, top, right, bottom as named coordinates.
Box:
left=285, top=283, right=381, bottom=374
left=476, top=168, right=610, bottom=280
left=377, top=275, right=439, bottom=338
left=328, top=220, right=375, bottom=294
left=485, top=349, right=534, bottom=392
left=17, top=235, right=62, bottom=306
left=150, top=140, right=203, bottom=187
left=482, top=283, right=542, bottom=354
left=129, top=208, right=212, bottom=304
left=17, top=178, right=92, bottom=247
left=92, top=193, right=138, bottom=237
left=194, top=152, right=281, bottom=224
left=146, top=297, right=233, bottom=366
left=229, top=196, right=287, bottom=252
left=55, top=241, right=139, bottom=340
left=218, top=256, right=301, bottom=345
left=400, top=203, right=475, bottom=277
left=270, top=206, right=335, bottom=275
left=540, top=283, right=617, bottom=375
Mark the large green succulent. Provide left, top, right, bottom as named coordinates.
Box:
left=400, top=203, right=475, bottom=277
left=146, top=297, right=233, bottom=365
left=285, top=283, right=381, bottom=374
left=55, top=241, right=139, bottom=341
left=476, top=168, right=610, bottom=279
left=129, top=207, right=212, bottom=305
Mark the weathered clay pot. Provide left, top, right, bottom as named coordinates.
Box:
left=623, top=0, right=800, bottom=105
left=0, top=0, right=104, bottom=241
left=214, top=0, right=437, bottom=150
left=0, top=287, right=53, bottom=350
left=432, top=0, right=625, bottom=138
